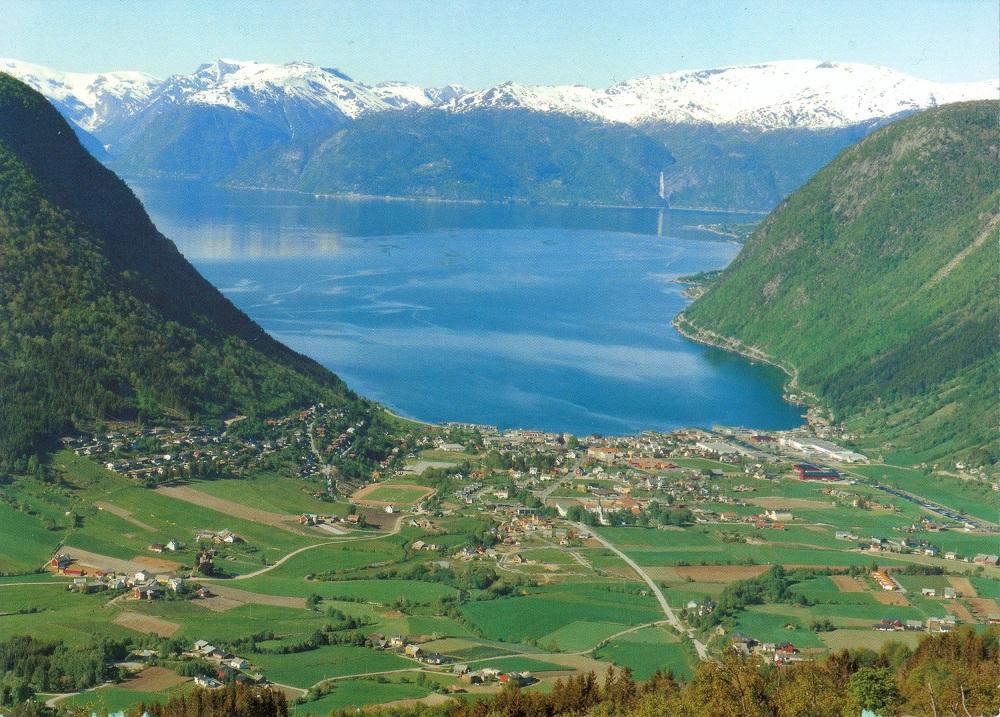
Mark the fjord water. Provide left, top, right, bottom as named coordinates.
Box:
left=134, top=181, right=803, bottom=436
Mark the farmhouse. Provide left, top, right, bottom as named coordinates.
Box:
left=133, top=584, right=162, bottom=600
left=194, top=675, right=223, bottom=689
left=874, top=619, right=904, bottom=632
left=50, top=553, right=72, bottom=571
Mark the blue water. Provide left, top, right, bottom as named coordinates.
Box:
left=133, top=181, right=803, bottom=436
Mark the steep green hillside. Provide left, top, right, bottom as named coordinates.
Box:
left=0, top=74, right=351, bottom=465
left=646, top=121, right=878, bottom=212
left=681, top=101, right=999, bottom=465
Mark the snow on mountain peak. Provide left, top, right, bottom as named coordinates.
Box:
left=0, top=57, right=160, bottom=132
left=3, top=57, right=995, bottom=135
left=448, top=60, right=997, bottom=129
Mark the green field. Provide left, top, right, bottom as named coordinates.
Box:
left=291, top=678, right=432, bottom=715
left=593, top=526, right=913, bottom=569
left=362, top=484, right=433, bottom=504
left=461, top=584, right=659, bottom=646
left=0, top=502, right=60, bottom=572
left=22, top=453, right=320, bottom=575
left=192, top=475, right=348, bottom=516
left=240, top=577, right=459, bottom=605
left=252, top=645, right=414, bottom=688
left=57, top=682, right=193, bottom=712
left=595, top=626, right=695, bottom=680
left=850, top=464, right=1000, bottom=523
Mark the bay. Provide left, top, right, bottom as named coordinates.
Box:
left=133, top=181, right=803, bottom=436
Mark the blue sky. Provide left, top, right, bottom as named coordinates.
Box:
left=3, top=0, right=996, bottom=86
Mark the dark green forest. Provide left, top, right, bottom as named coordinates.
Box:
left=0, top=74, right=352, bottom=465
left=683, top=101, right=999, bottom=465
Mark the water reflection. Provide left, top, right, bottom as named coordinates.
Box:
left=132, top=179, right=758, bottom=259
left=129, top=179, right=799, bottom=435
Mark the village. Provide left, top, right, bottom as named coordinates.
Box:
left=4, top=406, right=996, bottom=713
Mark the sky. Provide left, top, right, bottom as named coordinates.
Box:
left=2, top=0, right=997, bottom=87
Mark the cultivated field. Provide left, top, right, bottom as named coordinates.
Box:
left=114, top=611, right=181, bottom=637
left=352, top=482, right=435, bottom=505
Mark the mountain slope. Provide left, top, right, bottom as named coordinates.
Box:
left=231, top=108, right=677, bottom=205
left=3, top=57, right=994, bottom=210
left=680, top=101, right=999, bottom=465
left=0, top=74, right=350, bottom=465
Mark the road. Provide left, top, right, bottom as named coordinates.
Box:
left=537, top=475, right=570, bottom=500
left=579, top=523, right=709, bottom=660
left=207, top=515, right=403, bottom=581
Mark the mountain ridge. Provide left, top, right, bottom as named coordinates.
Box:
left=2, top=57, right=995, bottom=211
left=4, top=57, right=994, bottom=133
left=681, top=100, right=999, bottom=465
left=0, top=73, right=351, bottom=464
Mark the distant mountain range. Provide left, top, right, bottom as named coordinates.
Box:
left=2, top=57, right=994, bottom=210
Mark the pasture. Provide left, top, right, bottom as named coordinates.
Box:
left=252, top=645, right=414, bottom=688
left=460, top=584, right=659, bottom=647
left=595, top=626, right=694, bottom=680
left=291, top=675, right=445, bottom=715
left=354, top=483, right=435, bottom=505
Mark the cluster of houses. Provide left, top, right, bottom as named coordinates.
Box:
left=188, top=640, right=266, bottom=689
left=367, top=634, right=448, bottom=666
left=870, top=570, right=900, bottom=591
left=63, top=399, right=417, bottom=487
left=873, top=616, right=959, bottom=633
left=730, top=635, right=802, bottom=664
left=66, top=423, right=294, bottom=481
left=50, top=552, right=213, bottom=600
left=855, top=537, right=946, bottom=557
left=459, top=667, right=535, bottom=687
left=194, top=529, right=243, bottom=545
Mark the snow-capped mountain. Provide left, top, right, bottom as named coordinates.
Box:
left=448, top=60, right=997, bottom=129
left=0, top=57, right=160, bottom=133
left=3, top=57, right=993, bottom=136
left=144, top=59, right=414, bottom=119
left=1, top=56, right=994, bottom=210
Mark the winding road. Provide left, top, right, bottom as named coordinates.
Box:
left=578, top=523, right=709, bottom=660
left=207, top=515, right=404, bottom=581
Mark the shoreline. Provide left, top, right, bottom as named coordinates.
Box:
left=122, top=172, right=770, bottom=215
left=671, top=313, right=818, bottom=412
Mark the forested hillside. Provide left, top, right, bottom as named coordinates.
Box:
left=0, top=74, right=351, bottom=465
left=681, top=101, right=999, bottom=465
left=159, top=109, right=677, bottom=206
